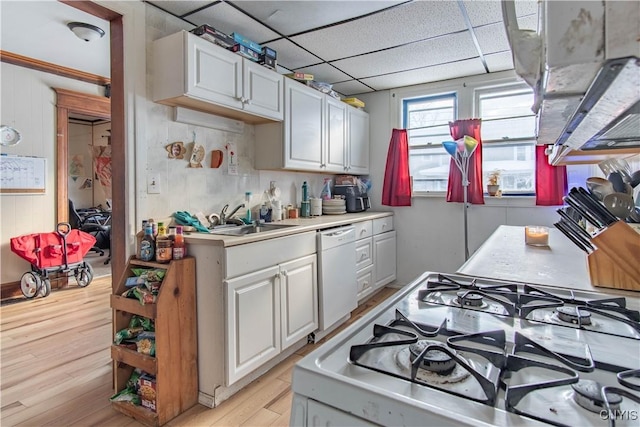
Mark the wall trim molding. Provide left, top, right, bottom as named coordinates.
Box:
left=0, top=50, right=110, bottom=87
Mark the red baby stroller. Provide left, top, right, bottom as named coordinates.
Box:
left=10, top=223, right=97, bottom=299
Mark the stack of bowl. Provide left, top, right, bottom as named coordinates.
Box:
left=322, top=198, right=346, bottom=215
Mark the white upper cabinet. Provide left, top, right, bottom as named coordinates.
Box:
left=325, top=96, right=347, bottom=173
left=255, top=79, right=369, bottom=174
left=347, top=107, right=370, bottom=175
left=153, top=31, right=283, bottom=123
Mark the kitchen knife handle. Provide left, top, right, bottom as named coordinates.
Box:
left=554, top=221, right=590, bottom=253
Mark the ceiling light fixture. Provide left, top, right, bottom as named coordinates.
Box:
left=67, top=22, right=105, bottom=42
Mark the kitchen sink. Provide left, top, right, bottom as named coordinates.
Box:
left=209, top=223, right=296, bottom=236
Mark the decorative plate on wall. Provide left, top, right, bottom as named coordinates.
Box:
left=1, top=125, right=22, bottom=146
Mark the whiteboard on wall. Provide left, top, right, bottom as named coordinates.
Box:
left=0, top=155, right=47, bottom=193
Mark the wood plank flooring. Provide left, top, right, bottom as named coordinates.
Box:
left=1, top=276, right=397, bottom=426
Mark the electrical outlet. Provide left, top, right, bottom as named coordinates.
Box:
left=147, top=175, right=160, bottom=194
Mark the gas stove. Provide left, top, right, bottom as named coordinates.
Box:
left=290, top=273, right=640, bottom=427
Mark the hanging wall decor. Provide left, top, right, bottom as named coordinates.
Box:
left=189, top=143, right=205, bottom=168
left=166, top=141, right=186, bottom=159
left=211, top=149, right=223, bottom=168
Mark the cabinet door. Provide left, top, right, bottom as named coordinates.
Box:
left=243, top=61, right=284, bottom=121
left=324, top=97, right=347, bottom=173
left=280, top=254, right=318, bottom=350
left=186, top=34, right=243, bottom=109
left=373, top=231, right=396, bottom=289
left=225, top=266, right=280, bottom=385
left=284, top=79, right=325, bottom=170
left=347, top=107, right=370, bottom=174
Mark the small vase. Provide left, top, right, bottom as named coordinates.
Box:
left=487, top=184, right=500, bottom=196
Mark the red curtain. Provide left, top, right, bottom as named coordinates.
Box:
left=447, top=119, right=484, bottom=204
left=535, top=145, right=567, bottom=205
left=382, top=129, right=412, bottom=206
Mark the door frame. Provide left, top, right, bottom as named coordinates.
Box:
left=55, top=88, right=111, bottom=222
left=61, top=0, right=126, bottom=283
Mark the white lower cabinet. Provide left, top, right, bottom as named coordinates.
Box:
left=356, top=264, right=374, bottom=302
left=225, top=253, right=317, bottom=385
left=372, top=217, right=396, bottom=290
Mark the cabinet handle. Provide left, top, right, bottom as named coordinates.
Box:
left=281, top=270, right=288, bottom=277
left=244, top=98, right=251, bottom=105
left=382, top=224, right=387, bottom=229
left=275, top=272, right=281, bottom=279
left=320, top=163, right=326, bottom=168
left=360, top=229, right=366, bottom=235
left=360, top=253, right=367, bottom=260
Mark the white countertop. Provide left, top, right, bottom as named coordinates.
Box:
left=184, top=211, right=392, bottom=247
left=457, top=225, right=631, bottom=294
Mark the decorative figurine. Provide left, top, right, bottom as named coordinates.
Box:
left=189, top=143, right=205, bottom=168
left=166, top=141, right=186, bottom=159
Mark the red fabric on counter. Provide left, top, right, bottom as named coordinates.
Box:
left=447, top=119, right=484, bottom=204
left=382, top=129, right=412, bottom=206
left=535, top=145, right=567, bottom=205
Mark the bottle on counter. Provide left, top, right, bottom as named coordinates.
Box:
left=321, top=178, right=332, bottom=200
left=173, top=225, right=186, bottom=260
left=244, top=191, right=252, bottom=223
left=138, top=224, right=155, bottom=262
left=301, top=181, right=310, bottom=217
left=155, top=222, right=172, bottom=263
left=148, top=218, right=157, bottom=237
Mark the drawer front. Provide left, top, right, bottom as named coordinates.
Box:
left=355, top=237, right=373, bottom=270
left=225, top=231, right=316, bottom=278
left=354, top=220, right=372, bottom=240
left=372, top=216, right=394, bottom=234
left=356, top=264, right=374, bottom=301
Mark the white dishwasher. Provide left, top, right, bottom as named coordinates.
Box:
left=317, top=226, right=357, bottom=331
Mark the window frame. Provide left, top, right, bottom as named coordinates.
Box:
left=402, top=92, right=458, bottom=195
left=474, top=82, right=537, bottom=196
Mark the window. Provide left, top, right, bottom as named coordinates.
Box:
left=402, top=83, right=537, bottom=195
left=477, top=85, right=536, bottom=195
left=403, top=93, right=456, bottom=193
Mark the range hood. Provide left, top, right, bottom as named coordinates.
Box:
left=503, top=0, right=640, bottom=165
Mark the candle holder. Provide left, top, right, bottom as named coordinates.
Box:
left=525, top=225, right=549, bottom=246
left=443, top=136, right=479, bottom=261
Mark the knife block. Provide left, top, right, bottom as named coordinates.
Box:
left=587, top=221, right=640, bottom=291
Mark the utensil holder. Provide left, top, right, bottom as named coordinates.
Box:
left=587, top=221, right=640, bottom=291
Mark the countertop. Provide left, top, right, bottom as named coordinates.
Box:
left=184, top=211, right=392, bottom=247
left=457, top=225, right=635, bottom=295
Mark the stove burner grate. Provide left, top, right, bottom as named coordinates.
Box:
left=556, top=306, right=592, bottom=325
left=572, top=380, right=622, bottom=413
left=408, top=340, right=457, bottom=375
left=455, top=291, right=484, bottom=307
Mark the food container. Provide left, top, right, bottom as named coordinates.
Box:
left=310, top=198, right=323, bottom=216
left=525, top=226, right=549, bottom=246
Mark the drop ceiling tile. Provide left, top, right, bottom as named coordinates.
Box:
left=485, top=51, right=514, bottom=73
left=331, top=32, right=477, bottom=79
left=230, top=1, right=405, bottom=36
left=146, top=1, right=214, bottom=18
left=263, top=39, right=322, bottom=70
left=463, top=0, right=538, bottom=27
left=292, top=63, right=353, bottom=85
left=360, top=58, right=486, bottom=91
left=187, top=2, right=280, bottom=44
left=474, top=23, right=509, bottom=55
left=332, top=80, right=374, bottom=97
left=291, top=1, right=467, bottom=61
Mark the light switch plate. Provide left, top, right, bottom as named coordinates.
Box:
left=147, top=174, right=160, bottom=194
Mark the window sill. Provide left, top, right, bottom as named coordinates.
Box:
left=412, top=193, right=541, bottom=207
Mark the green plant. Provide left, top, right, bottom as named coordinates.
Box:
left=488, top=169, right=501, bottom=186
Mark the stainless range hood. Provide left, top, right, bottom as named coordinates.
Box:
left=503, top=0, right=640, bottom=165
left=554, top=57, right=640, bottom=150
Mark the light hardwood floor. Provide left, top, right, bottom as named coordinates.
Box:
left=1, top=276, right=397, bottom=426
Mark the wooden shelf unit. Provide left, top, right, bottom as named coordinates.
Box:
left=110, top=256, right=197, bottom=426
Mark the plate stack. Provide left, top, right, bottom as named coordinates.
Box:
left=322, top=198, right=346, bottom=215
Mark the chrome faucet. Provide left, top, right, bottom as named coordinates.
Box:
left=220, top=203, right=245, bottom=225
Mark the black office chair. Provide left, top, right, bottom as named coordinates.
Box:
left=68, top=199, right=111, bottom=260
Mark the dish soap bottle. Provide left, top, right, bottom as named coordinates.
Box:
left=244, top=191, right=252, bottom=223
left=301, top=181, right=310, bottom=217
left=321, top=178, right=332, bottom=200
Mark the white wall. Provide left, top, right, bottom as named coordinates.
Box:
left=68, top=123, right=94, bottom=208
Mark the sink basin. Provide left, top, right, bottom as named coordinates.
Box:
left=209, top=223, right=296, bottom=236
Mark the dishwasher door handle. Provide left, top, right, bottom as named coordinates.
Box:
left=325, top=228, right=354, bottom=238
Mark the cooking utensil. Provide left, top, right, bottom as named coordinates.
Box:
left=557, top=208, right=592, bottom=241
left=629, top=170, right=640, bottom=188
left=586, top=177, right=614, bottom=201
left=554, top=221, right=591, bottom=253
left=599, top=158, right=631, bottom=179
left=574, top=187, right=619, bottom=226
left=603, top=192, right=634, bottom=219
left=608, top=171, right=627, bottom=193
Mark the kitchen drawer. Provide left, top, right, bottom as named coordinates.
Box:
left=356, top=264, right=374, bottom=302
left=354, top=220, right=372, bottom=240
left=372, top=217, right=394, bottom=235
left=355, top=237, right=372, bottom=270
